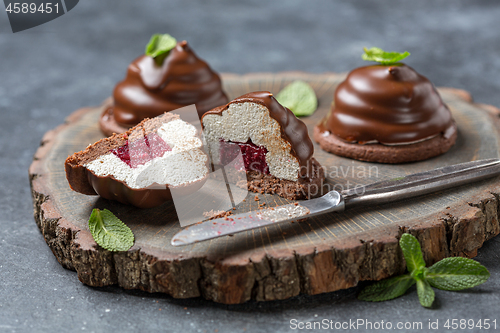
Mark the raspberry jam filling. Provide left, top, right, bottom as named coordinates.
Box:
left=219, top=139, right=269, bottom=174
left=111, top=132, right=172, bottom=168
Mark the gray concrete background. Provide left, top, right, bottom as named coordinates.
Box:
left=1, top=0, right=500, bottom=332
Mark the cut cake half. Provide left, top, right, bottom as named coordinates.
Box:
left=202, top=91, right=325, bottom=200
left=65, top=112, right=208, bottom=208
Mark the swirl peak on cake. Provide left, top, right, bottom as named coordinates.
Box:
left=320, top=64, right=456, bottom=145
left=110, top=40, right=228, bottom=129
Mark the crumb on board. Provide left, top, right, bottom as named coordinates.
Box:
left=203, top=210, right=233, bottom=220
left=254, top=195, right=259, bottom=201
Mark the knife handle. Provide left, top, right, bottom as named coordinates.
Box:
left=340, top=158, right=500, bottom=208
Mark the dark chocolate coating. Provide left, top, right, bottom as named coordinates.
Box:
left=112, top=41, right=228, bottom=126
left=203, top=91, right=315, bottom=178
left=86, top=171, right=206, bottom=209
left=318, top=64, right=456, bottom=144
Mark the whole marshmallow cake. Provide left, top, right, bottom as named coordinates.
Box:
left=100, top=34, right=228, bottom=136
left=314, top=48, right=457, bottom=163
left=202, top=91, right=325, bottom=200
left=66, top=113, right=208, bottom=208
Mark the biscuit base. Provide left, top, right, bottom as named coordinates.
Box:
left=313, top=124, right=458, bottom=164
left=236, top=157, right=325, bottom=200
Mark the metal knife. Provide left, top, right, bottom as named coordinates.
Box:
left=171, top=158, right=500, bottom=246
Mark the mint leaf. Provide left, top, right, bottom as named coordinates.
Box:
left=145, top=34, right=177, bottom=66
left=358, top=274, right=415, bottom=302
left=399, top=233, right=426, bottom=273
left=88, top=208, right=134, bottom=252
left=426, top=257, right=490, bottom=291
left=416, top=278, right=435, bottom=308
left=362, top=47, right=410, bottom=65
left=275, top=80, right=317, bottom=117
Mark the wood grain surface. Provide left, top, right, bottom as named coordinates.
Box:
left=29, top=72, right=500, bottom=304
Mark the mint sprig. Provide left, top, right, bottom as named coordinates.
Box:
left=362, top=47, right=410, bottom=65
left=358, top=233, right=490, bottom=308
left=145, top=33, right=177, bottom=66
left=88, top=208, right=134, bottom=252
left=275, top=80, right=317, bottom=117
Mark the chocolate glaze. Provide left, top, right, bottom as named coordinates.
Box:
left=203, top=91, right=315, bottom=178
left=86, top=172, right=206, bottom=209
left=318, top=64, right=456, bottom=144
left=112, top=40, right=228, bottom=126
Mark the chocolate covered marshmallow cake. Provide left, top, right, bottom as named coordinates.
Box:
left=202, top=91, right=325, bottom=200
left=66, top=112, right=208, bottom=208
left=314, top=49, right=457, bottom=163
left=100, top=34, right=228, bottom=136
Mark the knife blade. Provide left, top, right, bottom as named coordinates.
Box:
left=171, top=158, right=500, bottom=246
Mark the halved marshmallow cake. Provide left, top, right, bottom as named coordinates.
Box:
left=65, top=113, right=208, bottom=208
left=202, top=91, right=325, bottom=200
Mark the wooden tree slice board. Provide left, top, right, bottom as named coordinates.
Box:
left=30, top=72, right=500, bottom=304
